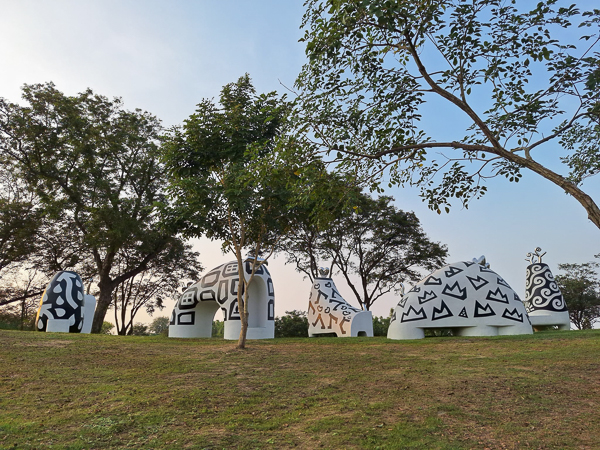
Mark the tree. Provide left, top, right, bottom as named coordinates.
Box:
left=275, top=171, right=362, bottom=281
left=555, top=259, right=600, bottom=330
left=0, top=268, right=45, bottom=331
left=148, top=316, right=170, bottom=335
left=296, top=1, right=600, bottom=228
left=280, top=193, right=447, bottom=310
left=0, top=155, right=40, bottom=279
left=162, top=75, right=333, bottom=349
left=111, top=241, right=202, bottom=336
left=0, top=83, right=187, bottom=332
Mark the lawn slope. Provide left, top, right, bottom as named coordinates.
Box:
left=1, top=330, right=599, bottom=449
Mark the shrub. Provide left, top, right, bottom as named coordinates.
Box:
left=372, top=315, right=391, bottom=336
left=212, top=320, right=224, bottom=338
left=131, top=323, right=149, bottom=336
left=100, top=321, right=115, bottom=335
left=275, top=310, right=308, bottom=337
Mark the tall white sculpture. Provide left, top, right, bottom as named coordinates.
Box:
left=35, top=271, right=95, bottom=334
left=524, top=248, right=570, bottom=330
left=387, top=257, right=533, bottom=340
left=307, top=268, right=373, bottom=337
left=169, top=258, right=275, bottom=340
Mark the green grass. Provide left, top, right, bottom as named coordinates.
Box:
left=1, top=330, right=599, bottom=449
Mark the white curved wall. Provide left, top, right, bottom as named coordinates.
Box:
left=169, top=259, right=275, bottom=340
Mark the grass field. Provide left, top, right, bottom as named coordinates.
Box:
left=1, top=329, right=599, bottom=449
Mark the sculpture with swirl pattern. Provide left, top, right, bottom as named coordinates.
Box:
left=524, top=248, right=570, bottom=330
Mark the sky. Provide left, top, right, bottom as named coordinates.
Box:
left=1, top=0, right=598, bottom=325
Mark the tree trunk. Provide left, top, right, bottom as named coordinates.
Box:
left=91, top=285, right=114, bottom=333
left=237, top=307, right=249, bottom=349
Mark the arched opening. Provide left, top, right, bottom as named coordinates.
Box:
left=247, top=277, right=268, bottom=328
left=357, top=331, right=368, bottom=337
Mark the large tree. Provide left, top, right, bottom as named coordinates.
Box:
left=0, top=266, right=46, bottom=330
left=296, top=1, right=600, bottom=227
left=280, top=192, right=447, bottom=310
left=0, top=83, right=188, bottom=332
left=555, top=258, right=600, bottom=330
left=275, top=171, right=362, bottom=282
left=0, top=155, right=39, bottom=278
left=111, top=241, right=202, bottom=336
left=163, top=75, right=336, bottom=348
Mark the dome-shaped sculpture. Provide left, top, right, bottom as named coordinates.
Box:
left=169, top=258, right=275, bottom=340
left=35, top=271, right=96, bottom=333
left=387, top=259, right=532, bottom=339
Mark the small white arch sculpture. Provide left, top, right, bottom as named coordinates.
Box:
left=524, top=248, right=570, bottom=330
left=35, top=271, right=95, bottom=334
left=168, top=259, right=275, bottom=340
left=307, top=273, right=373, bottom=337
left=387, top=259, right=533, bottom=340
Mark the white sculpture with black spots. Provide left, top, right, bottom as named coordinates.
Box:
left=387, top=259, right=533, bottom=339
left=35, top=271, right=96, bottom=333
left=169, top=258, right=275, bottom=340
left=307, top=276, right=373, bottom=337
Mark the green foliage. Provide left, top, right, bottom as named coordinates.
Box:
left=112, top=242, right=202, bottom=336
left=148, top=316, right=170, bottom=336
left=297, top=0, right=600, bottom=227
left=280, top=192, right=447, bottom=310
left=131, top=323, right=149, bottom=336
left=0, top=83, right=189, bottom=332
left=275, top=310, right=309, bottom=337
left=0, top=157, right=40, bottom=289
left=556, top=258, right=600, bottom=330
left=0, top=197, right=39, bottom=274
left=212, top=319, right=224, bottom=338
left=162, top=75, right=339, bottom=348
left=100, top=321, right=115, bottom=335
left=162, top=74, right=291, bottom=244
left=0, top=309, right=34, bottom=331
left=372, top=314, right=391, bottom=337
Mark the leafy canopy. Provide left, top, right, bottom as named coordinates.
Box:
left=556, top=258, right=600, bottom=330
left=162, top=75, right=342, bottom=348
left=297, top=0, right=600, bottom=226
left=279, top=191, right=447, bottom=310
left=0, top=83, right=184, bottom=332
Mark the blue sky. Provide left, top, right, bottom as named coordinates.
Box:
left=1, top=0, right=598, bottom=321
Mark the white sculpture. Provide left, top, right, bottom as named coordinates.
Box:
left=169, top=258, right=275, bottom=340
left=524, top=248, right=570, bottom=330
left=81, top=294, right=96, bottom=334
left=387, top=258, right=533, bottom=339
left=35, top=271, right=95, bottom=334
left=308, top=268, right=373, bottom=337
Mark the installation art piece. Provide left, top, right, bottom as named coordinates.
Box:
left=35, top=271, right=96, bottom=333
left=524, top=248, right=570, bottom=330
left=387, top=256, right=533, bottom=340
left=169, top=257, right=275, bottom=340
left=307, top=268, right=373, bottom=337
